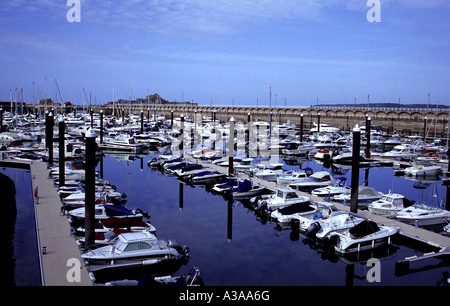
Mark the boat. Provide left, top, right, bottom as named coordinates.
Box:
left=189, top=170, right=227, bottom=185
left=444, top=223, right=450, bottom=234
left=395, top=203, right=450, bottom=226
left=281, top=141, right=315, bottom=156
left=99, top=134, right=146, bottom=153
left=381, top=144, right=420, bottom=160
left=313, top=147, right=335, bottom=161
left=210, top=177, right=240, bottom=195
left=105, top=266, right=204, bottom=286
left=311, top=177, right=349, bottom=197
left=68, top=204, right=149, bottom=225
left=403, top=160, right=442, bottom=177
left=76, top=216, right=156, bottom=236
left=310, top=123, right=340, bottom=133
left=235, top=158, right=256, bottom=173
left=273, top=201, right=338, bottom=227
left=304, top=211, right=365, bottom=240
left=276, top=168, right=312, bottom=185
left=321, top=219, right=400, bottom=254
left=367, top=193, right=415, bottom=217
left=332, top=186, right=383, bottom=209
left=232, top=179, right=267, bottom=200
left=288, top=171, right=333, bottom=192
left=255, top=188, right=310, bottom=212
left=252, top=163, right=285, bottom=181
left=81, top=232, right=189, bottom=272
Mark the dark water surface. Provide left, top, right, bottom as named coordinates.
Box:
left=2, top=167, right=41, bottom=286
left=98, top=153, right=450, bottom=286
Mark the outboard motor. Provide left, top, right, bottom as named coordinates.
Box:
left=304, top=221, right=321, bottom=239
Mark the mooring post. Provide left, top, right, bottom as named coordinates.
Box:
left=84, top=128, right=97, bottom=247
left=227, top=197, right=233, bottom=242
left=228, top=117, right=235, bottom=176
left=48, top=112, right=54, bottom=165
left=300, top=113, right=304, bottom=142
left=0, top=108, right=3, bottom=132
left=317, top=113, right=321, bottom=133
left=366, top=116, right=371, bottom=159
left=140, top=110, right=144, bottom=134
left=171, top=110, right=174, bottom=128
left=58, top=117, right=65, bottom=187
left=180, top=113, right=184, bottom=158
left=350, top=125, right=361, bottom=213
left=246, top=112, right=251, bottom=157
left=100, top=110, right=104, bottom=145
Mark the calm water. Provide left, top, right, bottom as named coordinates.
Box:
left=5, top=150, right=450, bottom=286
left=96, top=152, right=450, bottom=286
left=2, top=167, right=41, bottom=286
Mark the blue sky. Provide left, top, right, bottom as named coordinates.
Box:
left=0, top=0, right=449, bottom=107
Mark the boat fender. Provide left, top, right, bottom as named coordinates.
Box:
left=304, top=221, right=321, bottom=239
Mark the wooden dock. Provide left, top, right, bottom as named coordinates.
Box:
left=2, top=159, right=92, bottom=286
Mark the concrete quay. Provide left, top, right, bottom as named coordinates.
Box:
left=2, top=159, right=92, bottom=286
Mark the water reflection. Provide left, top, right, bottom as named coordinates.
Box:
left=94, top=153, right=449, bottom=285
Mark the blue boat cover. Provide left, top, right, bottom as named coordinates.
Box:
left=234, top=180, right=251, bottom=193
left=104, top=205, right=134, bottom=216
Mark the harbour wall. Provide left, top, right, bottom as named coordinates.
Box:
left=23, top=103, right=450, bottom=137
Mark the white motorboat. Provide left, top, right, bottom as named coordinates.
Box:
left=368, top=193, right=415, bottom=217
left=68, top=204, right=149, bottom=224
left=281, top=141, right=315, bottom=156
left=322, top=220, right=400, bottom=254
left=313, top=147, right=335, bottom=161
left=253, top=163, right=285, bottom=182
left=289, top=171, right=333, bottom=192
left=403, top=160, right=442, bottom=177
left=311, top=177, right=349, bottom=197
left=332, top=185, right=383, bottom=209
left=395, top=203, right=450, bottom=226
left=232, top=179, right=266, bottom=200
left=304, top=211, right=365, bottom=240
left=76, top=217, right=156, bottom=235
left=210, top=177, right=240, bottom=195
left=255, top=188, right=310, bottom=212
left=189, top=170, right=227, bottom=185
left=81, top=232, right=189, bottom=272
left=274, top=201, right=338, bottom=227
left=100, top=134, right=146, bottom=153
left=310, top=123, right=340, bottom=133
left=381, top=145, right=420, bottom=160
left=276, top=169, right=311, bottom=185
left=235, top=158, right=256, bottom=173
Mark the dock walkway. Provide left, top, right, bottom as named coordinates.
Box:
left=2, top=159, right=93, bottom=286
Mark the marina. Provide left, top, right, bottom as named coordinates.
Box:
left=2, top=109, right=450, bottom=287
